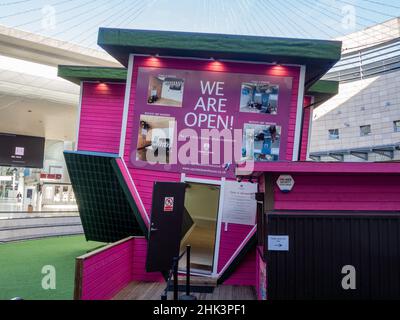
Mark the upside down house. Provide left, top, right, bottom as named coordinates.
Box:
left=59, top=28, right=400, bottom=300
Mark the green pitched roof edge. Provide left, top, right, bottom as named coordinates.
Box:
left=307, top=79, right=339, bottom=95
left=58, top=65, right=127, bottom=84
left=307, top=79, right=339, bottom=106
left=98, top=28, right=342, bottom=62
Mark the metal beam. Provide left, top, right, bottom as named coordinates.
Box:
left=309, top=155, right=321, bottom=161
left=373, top=149, right=394, bottom=159
left=328, top=153, right=344, bottom=161
left=350, top=151, right=368, bottom=161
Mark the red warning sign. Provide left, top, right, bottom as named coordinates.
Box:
left=163, top=197, right=174, bottom=212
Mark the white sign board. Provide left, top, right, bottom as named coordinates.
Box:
left=268, top=235, right=289, bottom=251
left=222, top=181, right=258, bottom=226
left=276, top=175, right=295, bottom=192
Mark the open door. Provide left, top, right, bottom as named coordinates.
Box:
left=179, top=182, right=220, bottom=275
left=146, top=182, right=187, bottom=272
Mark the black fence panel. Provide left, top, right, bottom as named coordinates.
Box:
left=266, top=213, right=400, bottom=300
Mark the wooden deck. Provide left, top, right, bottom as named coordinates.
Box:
left=112, top=282, right=257, bottom=300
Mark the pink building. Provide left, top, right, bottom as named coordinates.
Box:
left=59, top=28, right=400, bottom=300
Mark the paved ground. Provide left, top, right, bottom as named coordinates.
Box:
left=0, top=235, right=103, bottom=300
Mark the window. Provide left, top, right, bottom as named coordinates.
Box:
left=394, top=120, right=400, bottom=133
left=328, top=129, right=339, bottom=140
left=360, top=125, right=371, bottom=136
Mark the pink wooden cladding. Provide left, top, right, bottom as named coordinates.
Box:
left=223, top=248, right=256, bottom=286
left=131, top=237, right=164, bottom=282
left=128, top=168, right=181, bottom=214
left=300, top=96, right=312, bottom=161
left=115, top=159, right=150, bottom=227
left=273, top=173, right=400, bottom=211
left=78, top=82, right=125, bottom=154
left=217, top=223, right=253, bottom=272
left=80, top=239, right=133, bottom=300
left=80, top=237, right=162, bottom=300
left=299, top=107, right=310, bottom=161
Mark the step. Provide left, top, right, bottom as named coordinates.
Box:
left=167, top=284, right=215, bottom=294
left=177, top=275, right=218, bottom=287
left=0, top=224, right=84, bottom=242
left=0, top=216, right=81, bottom=229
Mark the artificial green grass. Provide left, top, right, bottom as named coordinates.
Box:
left=0, top=235, right=104, bottom=300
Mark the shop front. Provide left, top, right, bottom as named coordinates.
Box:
left=58, top=28, right=350, bottom=299
left=0, top=133, right=77, bottom=215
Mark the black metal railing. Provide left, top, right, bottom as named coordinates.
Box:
left=161, top=245, right=196, bottom=300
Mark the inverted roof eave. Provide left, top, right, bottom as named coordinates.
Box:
left=58, top=65, right=127, bottom=84
left=97, top=28, right=342, bottom=86
left=306, top=79, right=339, bottom=105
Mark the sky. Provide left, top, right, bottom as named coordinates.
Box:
left=0, top=0, right=399, bottom=50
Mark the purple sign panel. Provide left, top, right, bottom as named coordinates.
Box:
left=129, top=66, right=294, bottom=178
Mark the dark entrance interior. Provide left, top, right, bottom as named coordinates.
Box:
left=179, top=182, right=220, bottom=274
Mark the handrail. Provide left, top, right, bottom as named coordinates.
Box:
left=161, top=245, right=196, bottom=300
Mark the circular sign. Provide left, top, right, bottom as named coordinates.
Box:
left=276, top=175, right=295, bottom=193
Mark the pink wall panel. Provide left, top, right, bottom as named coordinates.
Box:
left=128, top=168, right=181, bottom=214
left=300, top=107, right=311, bottom=161
left=80, top=237, right=163, bottom=300
left=81, top=239, right=134, bottom=300
left=217, top=223, right=253, bottom=272
left=131, top=237, right=164, bottom=282
left=273, top=173, right=400, bottom=211
left=223, top=248, right=256, bottom=286
left=286, top=76, right=300, bottom=161
left=78, top=82, right=125, bottom=154
left=115, top=159, right=150, bottom=227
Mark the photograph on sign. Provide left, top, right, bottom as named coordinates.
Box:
left=242, top=123, right=281, bottom=162
left=130, top=67, right=293, bottom=177
left=240, top=81, right=279, bottom=115
left=136, top=115, right=175, bottom=164
left=147, top=74, right=185, bottom=107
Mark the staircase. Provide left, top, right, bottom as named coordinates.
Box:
left=0, top=216, right=83, bottom=243
left=168, top=275, right=218, bottom=293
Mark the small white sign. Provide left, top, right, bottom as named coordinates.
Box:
left=221, top=181, right=258, bottom=226
left=163, top=197, right=174, bottom=212
left=268, top=235, right=289, bottom=251
left=276, top=175, right=295, bottom=192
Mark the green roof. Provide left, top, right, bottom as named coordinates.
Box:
left=97, top=28, right=342, bottom=87
left=58, top=65, right=127, bottom=84
left=64, top=151, right=147, bottom=243
left=306, top=80, right=339, bottom=106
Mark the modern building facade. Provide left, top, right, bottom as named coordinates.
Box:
left=309, top=18, right=400, bottom=162
left=0, top=25, right=120, bottom=213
